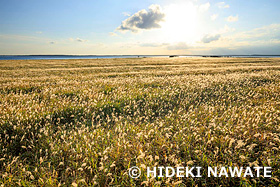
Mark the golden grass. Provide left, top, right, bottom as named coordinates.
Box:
left=0, top=57, right=280, bottom=186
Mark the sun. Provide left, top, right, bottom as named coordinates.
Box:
left=161, top=2, right=199, bottom=44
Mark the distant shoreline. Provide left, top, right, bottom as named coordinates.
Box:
left=1, top=55, right=280, bottom=60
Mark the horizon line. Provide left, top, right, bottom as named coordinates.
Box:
left=1, top=54, right=280, bottom=56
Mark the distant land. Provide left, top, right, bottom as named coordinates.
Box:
left=1, top=55, right=280, bottom=60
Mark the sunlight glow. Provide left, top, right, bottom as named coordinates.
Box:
left=161, top=3, right=199, bottom=44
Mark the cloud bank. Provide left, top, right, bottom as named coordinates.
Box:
left=201, top=34, right=221, bottom=43
left=139, top=43, right=168, bottom=47
left=211, top=14, right=218, bottom=21
left=199, top=2, right=210, bottom=12
left=117, top=4, right=165, bottom=32
left=217, top=2, right=230, bottom=9
left=167, top=42, right=189, bottom=50
left=227, top=15, right=239, bottom=22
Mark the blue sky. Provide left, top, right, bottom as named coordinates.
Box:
left=0, top=0, right=280, bottom=55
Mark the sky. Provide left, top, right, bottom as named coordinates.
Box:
left=0, top=0, right=280, bottom=55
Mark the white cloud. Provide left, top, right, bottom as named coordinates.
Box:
left=195, top=23, right=280, bottom=55
left=76, top=38, right=87, bottom=42
left=109, top=32, right=118, bottom=37
left=69, top=38, right=88, bottom=42
left=211, top=14, right=218, bottom=21
left=122, top=12, right=131, bottom=17
left=227, top=15, right=238, bottom=22
left=167, top=42, right=189, bottom=50
left=139, top=43, right=168, bottom=47
left=234, top=24, right=280, bottom=40
left=201, top=34, right=221, bottom=43
left=0, top=34, right=42, bottom=41
left=199, top=2, right=210, bottom=12
left=218, top=25, right=236, bottom=34
left=217, top=2, right=230, bottom=9
left=117, top=4, right=165, bottom=32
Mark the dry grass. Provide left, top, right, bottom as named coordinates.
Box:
left=0, top=57, right=280, bottom=186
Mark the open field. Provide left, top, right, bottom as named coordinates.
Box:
left=0, top=57, right=280, bottom=186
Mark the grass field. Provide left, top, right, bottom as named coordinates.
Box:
left=0, top=57, right=280, bottom=186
